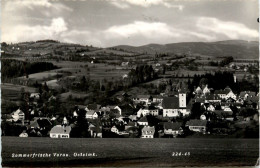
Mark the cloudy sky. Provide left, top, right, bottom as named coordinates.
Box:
left=1, top=0, right=259, bottom=47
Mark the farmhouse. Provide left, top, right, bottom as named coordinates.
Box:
left=11, top=108, right=25, bottom=122
left=133, top=95, right=151, bottom=104
left=186, top=119, right=207, bottom=133
left=151, top=95, right=163, bottom=103
left=85, top=110, right=98, bottom=119
left=30, top=93, right=40, bottom=99
left=202, top=85, right=211, bottom=95
left=141, top=126, right=155, bottom=138
left=50, top=125, right=71, bottom=138
left=163, top=122, right=183, bottom=136
left=137, top=106, right=159, bottom=117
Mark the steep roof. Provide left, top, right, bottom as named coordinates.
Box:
left=30, top=117, right=52, bottom=128
left=213, top=110, right=233, bottom=117
left=162, top=97, right=179, bottom=109
left=50, top=125, right=71, bottom=134
left=136, top=95, right=150, bottom=99
left=164, top=122, right=182, bottom=130
left=138, top=116, right=148, bottom=123
left=186, top=119, right=207, bottom=127
left=86, top=110, right=96, bottom=116
left=214, top=89, right=229, bottom=95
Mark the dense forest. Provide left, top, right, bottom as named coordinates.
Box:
left=1, top=59, right=59, bottom=79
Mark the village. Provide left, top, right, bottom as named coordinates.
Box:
left=2, top=77, right=259, bottom=139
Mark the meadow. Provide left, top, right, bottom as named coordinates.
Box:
left=2, top=137, right=259, bottom=167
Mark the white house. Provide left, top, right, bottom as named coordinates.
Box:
left=11, top=109, right=25, bottom=122
left=226, top=90, right=237, bottom=100
left=207, top=104, right=215, bottom=111
left=137, top=106, right=159, bottom=117
left=202, top=85, right=211, bottom=95
left=30, top=93, right=40, bottom=99
left=50, top=125, right=71, bottom=138
left=141, top=126, right=155, bottom=138
left=133, top=95, right=151, bottom=104
left=85, top=110, right=98, bottom=119
left=111, top=126, right=119, bottom=134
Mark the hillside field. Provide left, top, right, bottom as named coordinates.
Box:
left=2, top=137, right=259, bottom=167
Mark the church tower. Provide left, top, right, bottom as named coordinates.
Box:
left=179, top=92, right=186, bottom=108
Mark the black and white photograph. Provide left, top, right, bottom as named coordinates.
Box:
left=1, top=0, right=259, bottom=167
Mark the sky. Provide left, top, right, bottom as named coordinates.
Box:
left=1, top=0, right=259, bottom=47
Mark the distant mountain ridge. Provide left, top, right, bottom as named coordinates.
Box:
left=111, top=40, right=259, bottom=59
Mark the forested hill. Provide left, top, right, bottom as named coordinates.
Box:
left=112, top=40, right=259, bottom=59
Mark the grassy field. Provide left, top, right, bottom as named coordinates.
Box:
left=2, top=137, right=259, bottom=167
left=2, top=83, right=37, bottom=101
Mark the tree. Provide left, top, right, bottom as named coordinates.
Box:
left=190, top=102, right=203, bottom=119
left=199, top=78, right=208, bottom=87
left=70, top=109, right=90, bottom=138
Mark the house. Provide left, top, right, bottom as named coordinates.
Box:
left=85, top=110, right=98, bottom=119
left=85, top=104, right=101, bottom=112
left=111, top=126, right=119, bottom=134
left=202, top=85, right=211, bottom=95
left=163, top=122, right=183, bottom=136
left=151, top=95, right=164, bottom=103
left=73, top=110, right=78, bottom=117
left=29, top=117, right=52, bottom=130
left=226, top=90, right=237, bottom=100
left=11, top=108, right=25, bottom=122
left=206, top=104, right=215, bottom=111
left=137, top=116, right=149, bottom=126
left=111, top=125, right=126, bottom=135
left=162, top=94, right=190, bottom=117
left=118, top=104, right=135, bottom=116
left=212, top=110, right=233, bottom=121
left=50, top=125, right=71, bottom=138
left=137, top=106, right=159, bottom=117
left=185, top=119, right=207, bottom=133
left=193, top=86, right=203, bottom=95
left=141, top=126, right=155, bottom=138
left=204, top=94, right=221, bottom=103
left=137, top=107, right=149, bottom=117
left=108, top=109, right=121, bottom=119
left=214, top=90, right=229, bottom=99
left=125, top=121, right=137, bottom=130
left=128, top=115, right=137, bottom=121
left=19, top=132, right=28, bottom=137
left=133, top=95, right=151, bottom=104
left=30, top=93, right=40, bottom=99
